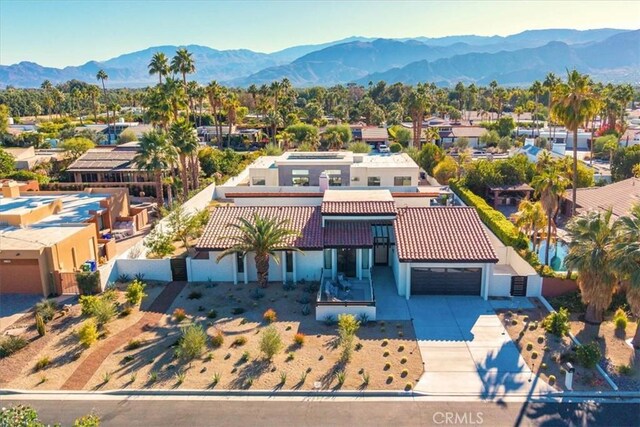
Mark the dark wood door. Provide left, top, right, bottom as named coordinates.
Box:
left=374, top=237, right=388, bottom=265
left=337, top=248, right=357, bottom=278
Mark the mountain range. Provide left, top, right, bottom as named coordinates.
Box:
left=0, top=28, right=637, bottom=88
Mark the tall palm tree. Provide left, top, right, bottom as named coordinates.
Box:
left=171, top=48, right=196, bottom=87
left=612, top=204, right=640, bottom=346
left=86, top=85, right=101, bottom=122
left=206, top=81, right=225, bottom=147
left=96, top=69, right=111, bottom=143
left=551, top=70, right=598, bottom=215
left=162, top=78, right=187, bottom=123
left=531, top=164, right=569, bottom=265
left=134, top=130, right=176, bottom=208
left=511, top=200, right=548, bottom=252
left=217, top=213, right=301, bottom=288
left=224, top=93, right=240, bottom=147
left=530, top=80, right=543, bottom=134
left=565, top=209, right=617, bottom=324
left=169, top=119, right=199, bottom=197
left=543, top=72, right=560, bottom=141
left=148, top=52, right=170, bottom=85
left=404, top=87, right=429, bottom=149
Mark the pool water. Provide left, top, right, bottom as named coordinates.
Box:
left=532, top=240, right=569, bottom=271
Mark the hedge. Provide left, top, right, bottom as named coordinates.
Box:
left=449, top=180, right=529, bottom=250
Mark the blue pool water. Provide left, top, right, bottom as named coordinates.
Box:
left=532, top=240, right=569, bottom=271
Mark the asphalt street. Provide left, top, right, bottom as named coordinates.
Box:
left=1, top=397, right=639, bottom=427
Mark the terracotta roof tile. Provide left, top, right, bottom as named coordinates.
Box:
left=196, top=206, right=322, bottom=250
left=324, top=221, right=373, bottom=248
left=321, top=201, right=397, bottom=216
left=394, top=207, right=498, bottom=263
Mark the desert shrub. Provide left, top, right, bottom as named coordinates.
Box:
left=387, top=374, right=394, bottom=383
left=76, top=271, right=101, bottom=295
left=77, top=320, right=99, bottom=347
left=526, top=342, right=533, bottom=351
left=357, top=312, right=370, bottom=325
left=211, top=372, right=221, bottom=386
left=34, top=299, right=57, bottom=323
left=301, top=304, right=311, bottom=316
left=125, top=339, right=142, bottom=351
left=336, top=370, right=346, bottom=385
left=361, top=371, right=370, bottom=385
left=125, top=280, right=147, bottom=306
left=73, top=413, right=101, bottom=427
left=207, top=309, right=217, bottom=319
left=401, top=368, right=409, bottom=378
left=231, top=307, right=245, bottom=315
left=211, top=331, right=224, bottom=348
left=175, top=369, right=186, bottom=385
left=389, top=142, right=402, bottom=153
left=260, top=326, right=283, bottom=360
left=233, top=336, right=247, bottom=347
left=548, top=375, right=556, bottom=385
left=613, top=308, right=628, bottom=330
left=293, top=333, right=305, bottom=346
left=383, top=350, right=390, bottom=357
left=543, top=308, right=570, bottom=337
left=79, top=295, right=99, bottom=317
left=35, top=313, right=46, bottom=337
left=173, top=308, right=187, bottom=322
left=279, top=371, right=287, bottom=385
left=401, top=357, right=408, bottom=364
left=92, top=298, right=117, bottom=326
left=263, top=308, right=277, bottom=323
left=117, top=274, right=131, bottom=283
left=532, top=351, right=539, bottom=359
left=405, top=382, right=413, bottom=391
left=0, top=405, right=43, bottom=426
left=239, top=351, right=251, bottom=363
left=0, top=335, right=28, bottom=358
left=576, top=342, right=602, bottom=368
left=338, top=314, right=360, bottom=362
left=144, top=227, right=175, bottom=258
left=176, top=323, right=207, bottom=361
left=347, top=141, right=371, bottom=153
left=34, top=356, right=50, bottom=371
left=187, top=290, right=203, bottom=300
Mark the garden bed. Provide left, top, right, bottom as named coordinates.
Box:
left=497, top=299, right=613, bottom=392
left=82, top=282, right=423, bottom=391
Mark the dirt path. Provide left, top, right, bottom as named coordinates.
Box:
left=60, top=282, right=186, bottom=390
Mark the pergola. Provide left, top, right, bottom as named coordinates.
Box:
left=487, top=184, right=534, bottom=208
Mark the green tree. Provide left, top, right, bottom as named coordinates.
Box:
left=0, top=149, right=16, bottom=176
left=496, top=116, right=516, bottom=137
left=416, top=143, right=444, bottom=175
left=217, top=213, right=301, bottom=288
left=134, top=130, right=177, bottom=208
left=144, top=226, right=175, bottom=258
left=480, top=130, right=500, bottom=147
left=388, top=125, right=411, bottom=147
left=117, top=129, right=137, bottom=144
left=169, top=119, right=199, bottom=197
left=612, top=204, right=640, bottom=346
left=0, top=104, right=9, bottom=135
left=551, top=70, right=598, bottom=214
left=148, top=52, right=170, bottom=85
left=565, top=209, right=617, bottom=323
left=323, top=125, right=351, bottom=150
left=611, top=146, right=640, bottom=181
left=347, top=141, right=371, bottom=153
left=284, top=123, right=319, bottom=146
left=432, top=156, right=459, bottom=185
left=511, top=200, right=547, bottom=252
left=96, top=70, right=111, bottom=142
left=60, top=137, right=95, bottom=160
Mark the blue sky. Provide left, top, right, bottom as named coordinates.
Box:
left=1, top=0, right=638, bottom=67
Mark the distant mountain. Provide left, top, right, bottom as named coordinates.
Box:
left=359, top=30, right=640, bottom=86
left=0, top=28, right=636, bottom=88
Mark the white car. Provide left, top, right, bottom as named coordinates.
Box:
left=379, top=144, right=390, bottom=153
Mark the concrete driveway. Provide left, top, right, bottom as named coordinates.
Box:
left=0, top=294, right=42, bottom=333
left=409, top=296, right=553, bottom=398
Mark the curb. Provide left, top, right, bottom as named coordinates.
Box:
left=538, top=296, right=619, bottom=391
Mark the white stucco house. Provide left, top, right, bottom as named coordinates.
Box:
left=192, top=189, right=541, bottom=321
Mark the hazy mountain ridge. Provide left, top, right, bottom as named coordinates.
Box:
left=0, top=28, right=635, bottom=88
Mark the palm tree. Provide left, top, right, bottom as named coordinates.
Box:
left=148, top=52, right=170, bottom=84
left=511, top=200, right=548, bottom=252
left=423, top=127, right=440, bottom=146
left=530, top=80, right=543, bottom=134
left=169, top=120, right=199, bottom=197
left=217, top=213, right=301, bottom=288
left=86, top=85, right=101, bottom=122
left=565, top=209, right=617, bottom=324
left=531, top=165, right=569, bottom=265
left=134, top=130, right=176, bottom=208
left=551, top=70, right=598, bottom=215
left=171, top=48, right=196, bottom=87
left=224, top=93, right=240, bottom=148
left=404, top=88, right=429, bottom=149
left=323, top=128, right=344, bottom=151
left=276, top=130, right=294, bottom=150
left=206, top=81, right=225, bottom=147
left=612, top=204, right=640, bottom=346
left=162, top=78, right=187, bottom=123
left=265, top=108, right=282, bottom=145
left=96, top=69, right=111, bottom=143
left=543, top=72, right=560, bottom=141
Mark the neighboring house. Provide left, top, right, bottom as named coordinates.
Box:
left=246, top=151, right=419, bottom=188
left=516, top=127, right=593, bottom=150
left=197, top=125, right=261, bottom=145
left=0, top=182, right=148, bottom=296
left=561, top=177, right=640, bottom=219
left=350, top=126, right=389, bottom=148
left=438, top=126, right=487, bottom=148
left=75, top=122, right=153, bottom=145
left=194, top=189, right=541, bottom=320
left=66, top=145, right=155, bottom=194
left=3, top=146, right=65, bottom=170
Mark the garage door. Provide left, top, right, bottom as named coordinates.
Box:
left=411, top=267, right=482, bottom=295
left=0, top=259, right=43, bottom=295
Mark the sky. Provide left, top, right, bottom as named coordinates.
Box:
left=1, top=0, right=639, bottom=67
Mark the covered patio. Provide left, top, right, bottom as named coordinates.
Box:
left=486, top=184, right=534, bottom=210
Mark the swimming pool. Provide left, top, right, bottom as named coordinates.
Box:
left=532, top=240, right=569, bottom=271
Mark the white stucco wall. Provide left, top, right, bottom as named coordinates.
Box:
left=316, top=305, right=376, bottom=322
left=115, top=259, right=172, bottom=282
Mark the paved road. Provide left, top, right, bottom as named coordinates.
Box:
left=1, top=397, right=638, bottom=426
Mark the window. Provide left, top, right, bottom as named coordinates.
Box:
left=368, top=177, right=381, bottom=186
left=292, top=176, right=310, bottom=186
left=324, top=170, right=342, bottom=187
left=394, top=176, right=412, bottom=186
left=324, top=249, right=332, bottom=269
left=236, top=253, right=244, bottom=273
left=251, top=177, right=266, bottom=186
left=285, top=251, right=293, bottom=273
left=362, top=249, right=369, bottom=269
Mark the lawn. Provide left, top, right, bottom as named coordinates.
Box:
left=2, top=281, right=423, bottom=391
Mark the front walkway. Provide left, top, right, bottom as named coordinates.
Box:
left=410, top=296, right=554, bottom=397
left=372, top=267, right=410, bottom=320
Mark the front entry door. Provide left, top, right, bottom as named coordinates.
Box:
left=374, top=237, right=388, bottom=265
left=337, top=248, right=357, bottom=277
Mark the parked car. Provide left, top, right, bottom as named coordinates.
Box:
left=379, top=144, right=390, bottom=153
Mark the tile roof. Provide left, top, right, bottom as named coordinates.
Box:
left=323, top=221, right=373, bottom=248
left=566, top=177, right=640, bottom=219
left=361, top=127, right=389, bottom=141
left=196, top=206, right=323, bottom=250
left=451, top=126, right=487, bottom=138
left=394, top=207, right=498, bottom=263
left=321, top=201, right=398, bottom=216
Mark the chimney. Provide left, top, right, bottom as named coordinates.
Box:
left=1, top=181, right=20, bottom=198
left=319, top=172, right=329, bottom=192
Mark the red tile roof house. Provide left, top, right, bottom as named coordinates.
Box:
left=195, top=190, right=541, bottom=321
